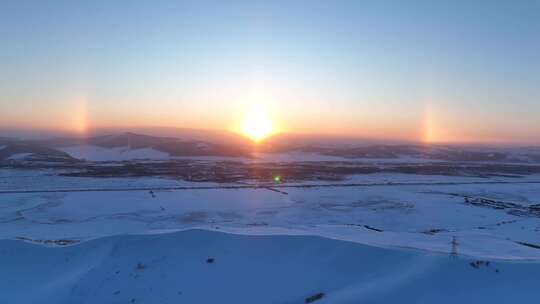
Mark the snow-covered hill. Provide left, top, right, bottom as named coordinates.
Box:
left=58, top=145, right=171, bottom=161
left=1, top=230, right=538, bottom=304
left=2, top=131, right=540, bottom=163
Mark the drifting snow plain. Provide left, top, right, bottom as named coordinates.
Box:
left=1, top=167, right=540, bottom=303
left=2, top=230, right=540, bottom=304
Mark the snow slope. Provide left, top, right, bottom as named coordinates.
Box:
left=6, top=153, right=32, bottom=160
left=0, top=229, right=538, bottom=304
left=58, top=145, right=170, bottom=161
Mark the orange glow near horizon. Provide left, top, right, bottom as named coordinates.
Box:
left=422, top=103, right=438, bottom=143
left=1, top=96, right=539, bottom=145
left=72, top=99, right=89, bottom=135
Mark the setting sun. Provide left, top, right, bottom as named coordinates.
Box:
left=240, top=106, right=273, bottom=142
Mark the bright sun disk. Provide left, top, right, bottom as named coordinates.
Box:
left=240, top=106, right=273, bottom=142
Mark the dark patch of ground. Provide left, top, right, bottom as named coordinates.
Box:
left=15, top=236, right=79, bottom=246
left=305, top=292, right=325, bottom=303
left=516, top=241, right=540, bottom=250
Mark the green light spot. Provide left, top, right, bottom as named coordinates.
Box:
left=273, top=175, right=281, bottom=183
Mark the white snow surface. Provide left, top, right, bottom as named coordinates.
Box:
left=58, top=145, right=451, bottom=162
left=58, top=145, right=170, bottom=161
left=59, top=145, right=250, bottom=162
left=1, top=229, right=538, bottom=304
left=2, top=168, right=540, bottom=303
left=1, top=170, right=540, bottom=260
left=252, top=152, right=443, bottom=163
left=6, top=153, right=33, bottom=160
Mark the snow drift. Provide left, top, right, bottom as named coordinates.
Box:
left=1, top=229, right=538, bottom=304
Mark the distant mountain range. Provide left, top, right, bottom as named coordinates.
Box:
left=1, top=130, right=540, bottom=163
left=0, top=132, right=251, bottom=162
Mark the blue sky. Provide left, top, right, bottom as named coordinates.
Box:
left=1, top=0, right=539, bottom=143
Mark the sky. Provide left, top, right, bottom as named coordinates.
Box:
left=1, top=0, right=539, bottom=143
